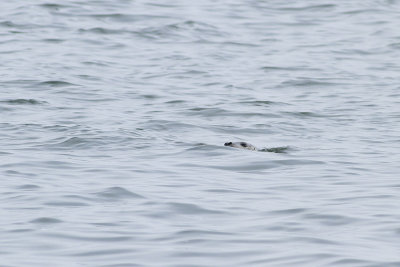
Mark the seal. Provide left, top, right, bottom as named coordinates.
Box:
left=224, top=141, right=257, bottom=151
left=224, top=141, right=290, bottom=153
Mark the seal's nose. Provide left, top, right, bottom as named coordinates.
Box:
left=224, top=142, right=232, bottom=146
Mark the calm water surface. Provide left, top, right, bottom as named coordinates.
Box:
left=1, top=0, right=400, bottom=266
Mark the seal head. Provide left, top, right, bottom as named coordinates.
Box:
left=224, top=141, right=257, bottom=151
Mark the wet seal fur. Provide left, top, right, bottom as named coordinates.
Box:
left=224, top=142, right=257, bottom=151
left=224, top=141, right=289, bottom=153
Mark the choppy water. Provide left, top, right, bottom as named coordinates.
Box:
left=1, top=1, right=400, bottom=266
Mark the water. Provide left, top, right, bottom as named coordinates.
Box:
left=1, top=1, right=400, bottom=266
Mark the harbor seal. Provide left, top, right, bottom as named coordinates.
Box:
left=224, top=142, right=257, bottom=151
left=224, top=142, right=290, bottom=153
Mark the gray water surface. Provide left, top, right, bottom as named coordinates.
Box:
left=1, top=1, right=400, bottom=266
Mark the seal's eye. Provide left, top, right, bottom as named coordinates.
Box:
left=224, top=142, right=232, bottom=146
left=240, top=142, right=247, bottom=147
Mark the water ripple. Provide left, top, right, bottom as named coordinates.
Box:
left=0, top=99, right=46, bottom=105
left=30, top=217, right=63, bottom=224
left=36, top=80, right=76, bottom=87
left=167, top=202, right=226, bottom=215
left=95, top=187, right=145, bottom=200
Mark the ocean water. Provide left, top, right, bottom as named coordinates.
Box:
left=1, top=0, right=400, bottom=266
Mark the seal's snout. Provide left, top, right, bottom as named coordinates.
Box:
left=224, top=142, right=232, bottom=146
